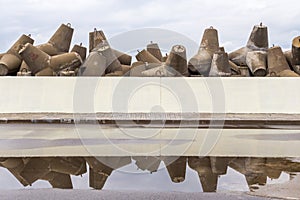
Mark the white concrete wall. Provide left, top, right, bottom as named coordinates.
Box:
left=0, top=77, right=299, bottom=114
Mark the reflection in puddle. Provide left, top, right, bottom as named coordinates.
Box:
left=0, top=156, right=299, bottom=194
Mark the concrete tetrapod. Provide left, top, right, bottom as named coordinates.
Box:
left=188, top=157, right=218, bottom=192
left=147, top=41, right=163, bottom=61
left=19, top=43, right=82, bottom=75
left=0, top=34, right=34, bottom=75
left=164, top=157, right=187, bottom=183
left=209, top=49, right=231, bottom=77
left=246, top=51, right=267, bottom=76
left=19, top=23, right=74, bottom=72
left=229, top=23, right=269, bottom=66
left=136, top=49, right=161, bottom=64
left=291, top=36, right=300, bottom=74
left=165, top=45, right=189, bottom=76
left=89, top=28, right=132, bottom=66
left=188, top=27, right=219, bottom=76
left=267, top=46, right=298, bottom=77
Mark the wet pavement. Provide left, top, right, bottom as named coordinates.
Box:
left=0, top=190, right=268, bottom=200
left=0, top=156, right=299, bottom=199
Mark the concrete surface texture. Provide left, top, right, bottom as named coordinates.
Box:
left=250, top=175, right=300, bottom=199
left=0, top=190, right=268, bottom=200
left=1, top=124, right=300, bottom=157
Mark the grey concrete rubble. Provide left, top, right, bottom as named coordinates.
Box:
left=246, top=51, right=267, bottom=76
left=209, top=48, right=231, bottom=77
left=0, top=22, right=298, bottom=77
left=188, top=26, right=220, bottom=76
left=147, top=41, right=163, bottom=61
left=267, top=46, right=299, bottom=76
left=229, top=23, right=268, bottom=66
left=0, top=34, right=34, bottom=76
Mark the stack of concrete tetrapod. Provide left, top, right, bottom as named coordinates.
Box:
left=0, top=23, right=300, bottom=77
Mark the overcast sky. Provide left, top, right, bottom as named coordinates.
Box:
left=1, top=0, right=300, bottom=54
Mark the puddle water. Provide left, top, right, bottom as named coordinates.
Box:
left=0, top=156, right=299, bottom=197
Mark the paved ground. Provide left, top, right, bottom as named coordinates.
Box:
left=0, top=190, right=271, bottom=200
left=248, top=175, right=300, bottom=199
